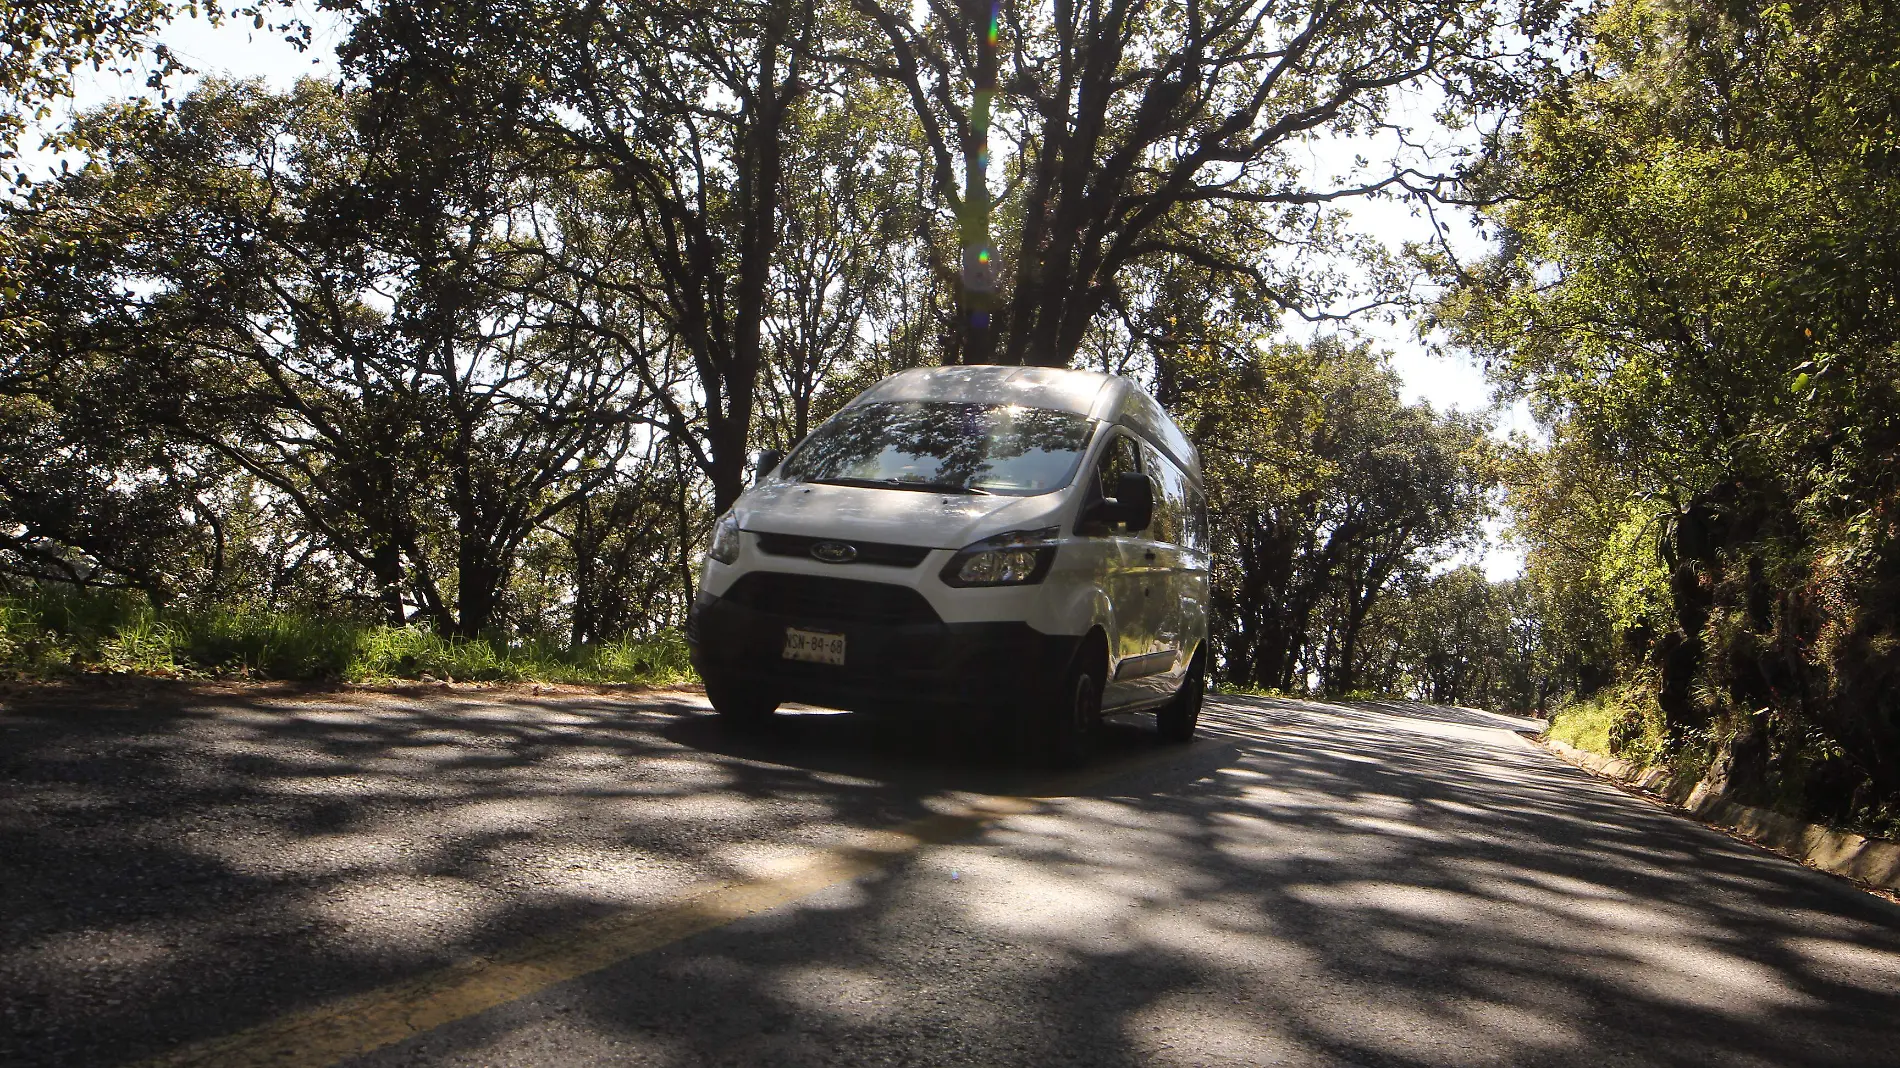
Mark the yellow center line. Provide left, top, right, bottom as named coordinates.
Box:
left=135, top=742, right=1199, bottom=1068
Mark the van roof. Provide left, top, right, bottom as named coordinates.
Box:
left=853, top=365, right=1200, bottom=481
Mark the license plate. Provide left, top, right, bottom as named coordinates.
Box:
left=782, top=627, right=846, bottom=665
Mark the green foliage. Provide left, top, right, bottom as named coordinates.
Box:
left=3, top=78, right=663, bottom=636
left=1176, top=336, right=1499, bottom=696
left=1, top=0, right=1555, bottom=727
left=0, top=586, right=694, bottom=686
left=2, top=1, right=184, bottom=168
left=347, top=627, right=694, bottom=686
left=1598, top=510, right=1672, bottom=635
left=1355, top=566, right=1556, bottom=713
left=1443, top=0, right=1900, bottom=830
left=1212, top=681, right=1289, bottom=699
left=845, top=0, right=1565, bottom=365
left=1548, top=677, right=1668, bottom=767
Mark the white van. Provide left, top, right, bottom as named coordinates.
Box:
left=686, top=366, right=1209, bottom=763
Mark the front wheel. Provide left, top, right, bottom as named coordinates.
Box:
left=1026, top=652, right=1102, bottom=768
left=1157, top=651, right=1204, bottom=743
left=705, top=676, right=778, bottom=726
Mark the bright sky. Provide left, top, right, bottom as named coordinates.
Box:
left=1287, top=88, right=1533, bottom=579
left=52, top=7, right=1527, bottom=578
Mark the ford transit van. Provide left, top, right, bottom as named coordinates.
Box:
left=686, top=365, right=1209, bottom=763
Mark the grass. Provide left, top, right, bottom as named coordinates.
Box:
left=1214, top=680, right=1289, bottom=698
left=0, top=586, right=696, bottom=687
left=1213, top=680, right=1409, bottom=702
left=347, top=626, right=694, bottom=685
left=1545, top=676, right=1669, bottom=766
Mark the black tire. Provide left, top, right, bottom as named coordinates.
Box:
left=1157, top=650, right=1204, bottom=743
left=705, top=676, right=777, bottom=725
left=1028, top=647, right=1103, bottom=768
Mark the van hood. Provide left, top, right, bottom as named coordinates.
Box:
left=735, top=479, right=1065, bottom=549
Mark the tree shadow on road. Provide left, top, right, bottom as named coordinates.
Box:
left=5, top=685, right=1898, bottom=1067
left=0, top=681, right=1187, bottom=1066
left=393, top=693, right=1900, bottom=1068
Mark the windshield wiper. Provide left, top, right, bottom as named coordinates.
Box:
left=806, top=476, right=993, bottom=496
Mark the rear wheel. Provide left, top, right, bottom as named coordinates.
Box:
left=705, top=676, right=778, bottom=725
left=1157, top=650, right=1204, bottom=743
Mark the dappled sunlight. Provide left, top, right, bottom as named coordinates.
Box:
left=0, top=684, right=971, bottom=1065
left=1461, top=868, right=1639, bottom=909
left=1782, top=935, right=1900, bottom=976
left=6, top=687, right=1900, bottom=1066
left=1285, top=881, right=1493, bottom=924
left=1124, top=994, right=1307, bottom=1066
left=244, top=827, right=436, bottom=879
left=440, top=797, right=570, bottom=835
left=769, top=963, right=901, bottom=1021
left=705, top=840, right=844, bottom=883
left=316, top=876, right=502, bottom=957
left=946, top=854, right=1147, bottom=947
left=1332, top=814, right=1460, bottom=842
left=1616, top=938, right=1818, bottom=1012
left=1447, top=997, right=1580, bottom=1051
left=516, top=846, right=687, bottom=908
left=1563, top=894, right=1717, bottom=934
left=574, top=692, right=1900, bottom=1067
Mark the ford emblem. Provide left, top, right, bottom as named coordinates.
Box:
left=810, top=540, right=858, bottom=564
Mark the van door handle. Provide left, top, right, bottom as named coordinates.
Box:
left=1143, top=550, right=1157, bottom=561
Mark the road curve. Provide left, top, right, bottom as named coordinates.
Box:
left=3, top=686, right=1898, bottom=1067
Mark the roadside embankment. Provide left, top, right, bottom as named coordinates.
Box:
left=1539, top=736, right=1900, bottom=895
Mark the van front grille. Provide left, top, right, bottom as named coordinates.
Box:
left=719, top=572, right=941, bottom=626
left=751, top=532, right=933, bottom=568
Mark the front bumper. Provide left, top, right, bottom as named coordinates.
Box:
left=687, top=579, right=1077, bottom=718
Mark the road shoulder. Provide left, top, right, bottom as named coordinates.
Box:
left=1533, top=733, right=1900, bottom=901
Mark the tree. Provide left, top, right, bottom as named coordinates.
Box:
left=758, top=83, right=934, bottom=447
left=3, top=79, right=657, bottom=635
left=0, top=349, right=231, bottom=602
left=1312, top=402, right=1495, bottom=693
left=3, top=1, right=175, bottom=171
left=1, top=0, right=1540, bottom=695
left=1442, top=0, right=1900, bottom=825
left=548, top=437, right=706, bottom=645
left=846, top=0, right=1562, bottom=366
left=333, top=0, right=832, bottom=514
left=1176, top=335, right=1495, bottom=692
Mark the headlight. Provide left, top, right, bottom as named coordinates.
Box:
left=940, top=527, right=1059, bottom=587
left=707, top=512, right=742, bottom=565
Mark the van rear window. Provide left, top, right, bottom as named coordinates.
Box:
left=782, top=402, right=1095, bottom=497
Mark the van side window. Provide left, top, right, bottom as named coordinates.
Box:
left=1095, top=433, right=1141, bottom=500
left=1140, top=441, right=1190, bottom=546
left=1085, top=432, right=1142, bottom=535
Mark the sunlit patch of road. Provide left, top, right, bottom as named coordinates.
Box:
left=2, top=686, right=1898, bottom=1067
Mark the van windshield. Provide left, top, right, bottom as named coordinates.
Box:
left=782, top=401, right=1095, bottom=497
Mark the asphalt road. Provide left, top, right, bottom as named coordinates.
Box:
left=4, top=682, right=1900, bottom=1068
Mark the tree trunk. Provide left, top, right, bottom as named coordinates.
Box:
left=712, top=0, right=804, bottom=511
left=455, top=552, right=504, bottom=640
left=571, top=495, right=593, bottom=648
left=372, top=542, right=407, bottom=626
left=957, top=0, right=1001, bottom=364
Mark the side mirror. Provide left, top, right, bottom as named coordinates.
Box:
left=752, top=448, right=784, bottom=486
left=1114, top=471, right=1154, bottom=533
